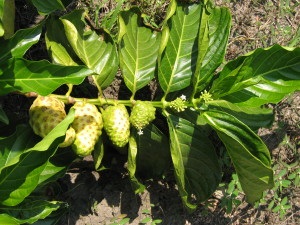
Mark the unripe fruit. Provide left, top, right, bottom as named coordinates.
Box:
left=129, top=101, right=156, bottom=130
left=58, top=127, right=76, bottom=148
left=102, top=104, right=130, bottom=148
left=71, top=102, right=103, bottom=157
left=29, top=96, right=75, bottom=147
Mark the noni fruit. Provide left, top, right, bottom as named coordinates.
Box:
left=29, top=96, right=75, bottom=147
left=71, top=102, right=103, bottom=157
left=102, top=104, right=130, bottom=148
left=129, top=100, right=156, bottom=130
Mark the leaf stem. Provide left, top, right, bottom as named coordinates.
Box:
left=65, top=84, right=73, bottom=97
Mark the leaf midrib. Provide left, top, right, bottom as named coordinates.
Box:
left=164, top=15, right=187, bottom=95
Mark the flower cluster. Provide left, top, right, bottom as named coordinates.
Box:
left=169, top=95, right=188, bottom=112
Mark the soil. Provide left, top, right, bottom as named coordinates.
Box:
left=5, top=0, right=300, bottom=225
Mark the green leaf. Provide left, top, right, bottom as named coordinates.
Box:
left=160, top=0, right=177, bottom=27
left=101, top=0, right=124, bottom=31
left=211, top=45, right=300, bottom=107
left=0, top=58, right=92, bottom=96
left=93, top=137, right=104, bottom=170
left=0, top=125, right=37, bottom=173
left=202, top=110, right=274, bottom=203
left=0, top=199, right=62, bottom=224
left=0, top=24, right=43, bottom=63
left=29, top=0, right=65, bottom=14
left=61, top=9, right=118, bottom=88
left=206, top=100, right=274, bottom=130
left=0, top=106, right=8, bottom=124
left=0, top=0, right=15, bottom=39
left=118, top=9, right=161, bottom=96
left=158, top=3, right=203, bottom=95
left=192, top=5, right=231, bottom=94
left=45, top=15, right=79, bottom=66
left=128, top=133, right=145, bottom=194
left=0, top=110, right=74, bottom=206
left=134, top=124, right=170, bottom=179
left=165, top=112, right=221, bottom=211
left=37, top=148, right=77, bottom=187
left=0, top=0, right=4, bottom=37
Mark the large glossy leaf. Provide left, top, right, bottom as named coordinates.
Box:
left=61, top=9, right=118, bottom=88
left=0, top=24, right=43, bottom=63
left=45, top=15, right=78, bottom=66
left=29, top=0, right=65, bottom=14
left=134, top=124, right=170, bottom=179
left=118, top=9, right=161, bottom=96
left=158, top=3, right=202, bottom=95
left=211, top=45, right=300, bottom=107
left=206, top=100, right=274, bottom=130
left=0, top=199, right=62, bottom=224
left=0, top=110, right=74, bottom=206
left=202, top=110, right=274, bottom=203
left=192, top=5, right=231, bottom=95
left=165, top=112, right=221, bottom=211
left=0, top=58, right=92, bottom=96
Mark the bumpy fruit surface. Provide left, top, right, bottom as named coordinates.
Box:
left=29, top=96, right=66, bottom=137
left=102, top=104, right=130, bottom=148
left=71, top=102, right=103, bottom=157
left=129, top=101, right=156, bottom=130
left=29, top=96, right=75, bottom=147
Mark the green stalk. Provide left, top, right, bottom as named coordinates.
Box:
left=49, top=94, right=200, bottom=111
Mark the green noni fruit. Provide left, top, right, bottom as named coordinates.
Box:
left=129, top=100, right=156, bottom=130
left=102, top=104, right=130, bottom=148
left=71, top=102, right=103, bottom=157
left=29, top=96, right=75, bottom=147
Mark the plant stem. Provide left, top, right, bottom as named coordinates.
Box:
left=49, top=94, right=199, bottom=110
left=65, top=84, right=73, bottom=97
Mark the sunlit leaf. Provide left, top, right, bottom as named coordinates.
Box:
left=206, top=100, right=274, bottom=130
left=0, top=24, right=42, bottom=62
left=61, top=9, right=118, bottom=88
left=118, top=9, right=161, bottom=96
left=45, top=15, right=79, bottom=66
left=0, top=58, right=92, bottom=96
left=158, top=3, right=202, bottom=94
left=0, top=110, right=74, bottom=206
left=192, top=5, right=231, bottom=94
left=202, top=110, right=274, bottom=203
left=212, top=45, right=300, bottom=107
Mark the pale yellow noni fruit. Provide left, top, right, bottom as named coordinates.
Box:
left=71, top=102, right=103, bottom=157
left=29, top=96, right=75, bottom=147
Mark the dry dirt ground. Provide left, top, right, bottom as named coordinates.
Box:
left=10, top=0, right=299, bottom=224
left=55, top=1, right=300, bottom=225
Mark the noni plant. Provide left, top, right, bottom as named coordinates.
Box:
left=0, top=0, right=300, bottom=223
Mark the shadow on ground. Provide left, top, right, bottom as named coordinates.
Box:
left=56, top=158, right=230, bottom=225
